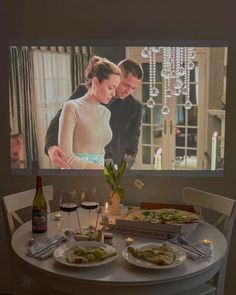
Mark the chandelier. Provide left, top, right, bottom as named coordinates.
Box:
left=141, top=47, right=196, bottom=115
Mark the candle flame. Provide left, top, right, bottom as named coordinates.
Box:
left=156, top=147, right=162, bottom=155
left=105, top=202, right=109, bottom=210
left=126, top=237, right=134, bottom=245
left=54, top=213, right=62, bottom=221
left=201, top=239, right=211, bottom=245
left=213, top=131, right=218, bottom=137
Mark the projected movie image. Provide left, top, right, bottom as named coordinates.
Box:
left=9, top=46, right=227, bottom=171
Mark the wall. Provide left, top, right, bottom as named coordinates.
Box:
left=1, top=0, right=236, bottom=294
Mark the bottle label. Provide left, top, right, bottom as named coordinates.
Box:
left=32, top=210, right=47, bottom=232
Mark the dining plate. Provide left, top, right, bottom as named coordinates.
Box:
left=122, top=242, right=187, bottom=269
left=54, top=241, right=117, bottom=267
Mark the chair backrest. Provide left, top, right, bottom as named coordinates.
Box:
left=2, top=185, right=53, bottom=236
left=183, top=187, right=236, bottom=295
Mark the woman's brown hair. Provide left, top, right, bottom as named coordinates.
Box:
left=85, top=56, right=121, bottom=88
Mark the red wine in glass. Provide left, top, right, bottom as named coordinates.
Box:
left=60, top=189, right=78, bottom=231
left=80, top=201, right=98, bottom=210
left=80, top=187, right=98, bottom=229
left=60, top=202, right=78, bottom=212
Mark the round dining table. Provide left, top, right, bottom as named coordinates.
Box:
left=11, top=209, right=228, bottom=295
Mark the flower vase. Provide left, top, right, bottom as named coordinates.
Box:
left=110, top=192, right=121, bottom=215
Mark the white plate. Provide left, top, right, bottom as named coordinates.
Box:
left=54, top=241, right=117, bottom=267
left=122, top=242, right=187, bottom=269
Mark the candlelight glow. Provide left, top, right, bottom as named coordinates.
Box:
left=105, top=202, right=109, bottom=210
left=104, top=202, right=109, bottom=216
left=54, top=213, right=62, bottom=221
left=156, top=147, right=162, bottom=156
left=201, top=239, right=211, bottom=245
left=126, top=237, right=134, bottom=246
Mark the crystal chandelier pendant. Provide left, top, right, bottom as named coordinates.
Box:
left=147, top=97, right=155, bottom=108
left=171, top=70, right=176, bottom=78
left=184, top=99, right=193, bottom=110
left=150, top=87, right=159, bottom=97
left=141, top=47, right=151, bottom=58
left=161, top=69, right=172, bottom=79
left=151, top=47, right=160, bottom=53
left=181, top=86, right=189, bottom=95
left=161, top=105, right=170, bottom=115
left=188, top=61, right=195, bottom=70
left=190, top=50, right=197, bottom=59
left=166, top=89, right=172, bottom=97
left=175, top=79, right=184, bottom=89
left=141, top=46, right=196, bottom=115
left=172, top=88, right=181, bottom=96
left=178, top=67, right=186, bottom=76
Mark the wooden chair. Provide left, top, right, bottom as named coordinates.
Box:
left=2, top=185, right=53, bottom=236
left=180, top=187, right=236, bottom=295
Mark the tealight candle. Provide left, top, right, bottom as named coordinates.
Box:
left=201, top=239, right=211, bottom=246
left=54, top=213, right=62, bottom=221
left=126, top=237, right=134, bottom=246
left=28, top=238, right=35, bottom=246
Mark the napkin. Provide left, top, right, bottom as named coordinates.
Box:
left=27, top=235, right=67, bottom=260
left=169, top=238, right=212, bottom=261
left=188, top=241, right=212, bottom=261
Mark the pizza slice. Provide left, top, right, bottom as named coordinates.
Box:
left=66, top=245, right=116, bottom=264
left=127, top=243, right=175, bottom=266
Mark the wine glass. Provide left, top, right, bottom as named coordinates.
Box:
left=80, top=187, right=99, bottom=231
left=60, top=189, right=78, bottom=232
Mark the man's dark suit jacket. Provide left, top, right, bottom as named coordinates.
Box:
left=105, top=95, right=142, bottom=165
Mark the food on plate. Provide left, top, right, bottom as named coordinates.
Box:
left=127, top=243, right=175, bottom=266
left=130, top=208, right=198, bottom=224
left=66, top=245, right=116, bottom=264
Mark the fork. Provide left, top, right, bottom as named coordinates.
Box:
left=169, top=237, right=207, bottom=257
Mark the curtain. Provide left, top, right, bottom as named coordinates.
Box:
left=9, top=46, right=38, bottom=168
left=9, top=46, right=90, bottom=169
left=32, top=48, right=72, bottom=168
left=71, top=46, right=91, bottom=91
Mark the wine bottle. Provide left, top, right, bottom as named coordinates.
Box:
left=32, top=176, right=47, bottom=233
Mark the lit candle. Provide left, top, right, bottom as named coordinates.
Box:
left=211, top=132, right=218, bottom=170
left=126, top=237, right=134, bottom=246
left=54, top=213, right=62, bottom=221
left=28, top=238, right=35, bottom=246
left=102, top=202, right=109, bottom=226
left=104, top=202, right=109, bottom=215
left=201, top=239, right=211, bottom=246
left=154, top=148, right=162, bottom=170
